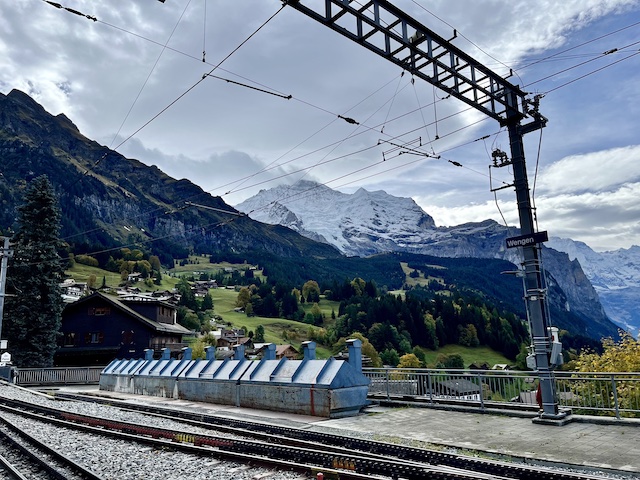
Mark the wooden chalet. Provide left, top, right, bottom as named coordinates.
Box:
left=252, top=343, right=300, bottom=360
left=56, top=291, right=191, bottom=366
left=275, top=344, right=299, bottom=360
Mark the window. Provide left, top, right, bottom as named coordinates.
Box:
left=63, top=332, right=76, bottom=347
left=121, top=330, right=134, bottom=345
left=84, top=332, right=104, bottom=344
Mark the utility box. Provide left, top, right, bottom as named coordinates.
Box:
left=0, top=352, right=11, bottom=366
left=548, top=326, right=563, bottom=366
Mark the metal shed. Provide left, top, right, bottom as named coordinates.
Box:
left=100, top=339, right=370, bottom=418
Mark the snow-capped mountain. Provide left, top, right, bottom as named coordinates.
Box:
left=235, top=181, right=624, bottom=338
left=237, top=180, right=525, bottom=262
left=236, top=180, right=437, bottom=256
left=547, top=238, right=640, bottom=335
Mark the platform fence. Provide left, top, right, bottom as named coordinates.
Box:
left=363, top=368, right=640, bottom=419
left=9, top=366, right=640, bottom=419
left=13, top=366, right=104, bottom=386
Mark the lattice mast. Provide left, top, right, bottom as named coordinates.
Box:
left=283, top=0, right=561, bottom=418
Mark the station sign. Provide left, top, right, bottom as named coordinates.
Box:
left=505, top=231, right=549, bottom=249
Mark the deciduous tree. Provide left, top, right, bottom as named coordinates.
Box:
left=398, top=353, right=422, bottom=368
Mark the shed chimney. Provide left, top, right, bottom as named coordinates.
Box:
left=302, top=341, right=316, bottom=360
left=233, top=344, right=245, bottom=360
left=346, top=339, right=362, bottom=372
left=205, top=346, right=216, bottom=360
left=264, top=343, right=276, bottom=360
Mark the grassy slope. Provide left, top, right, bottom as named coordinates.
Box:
left=66, top=263, right=122, bottom=287
left=66, top=263, right=179, bottom=290
left=67, top=260, right=512, bottom=366
left=210, top=287, right=337, bottom=358
left=421, top=344, right=511, bottom=368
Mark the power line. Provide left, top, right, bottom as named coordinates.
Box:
left=109, top=3, right=286, bottom=153
left=108, top=0, right=194, bottom=151
left=540, top=49, right=640, bottom=95
left=525, top=39, right=640, bottom=90
left=518, top=18, right=640, bottom=71
left=38, top=0, right=640, bottom=255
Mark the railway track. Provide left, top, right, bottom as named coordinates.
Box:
left=0, top=413, right=105, bottom=480
left=0, top=396, right=487, bottom=480
left=0, top=390, right=615, bottom=480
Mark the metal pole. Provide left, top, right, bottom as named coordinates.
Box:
left=506, top=98, right=561, bottom=418
left=0, top=236, right=13, bottom=347
left=611, top=374, right=620, bottom=419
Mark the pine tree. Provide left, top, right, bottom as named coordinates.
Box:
left=5, top=175, right=65, bottom=367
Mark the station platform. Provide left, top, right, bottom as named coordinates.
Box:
left=54, top=386, right=639, bottom=476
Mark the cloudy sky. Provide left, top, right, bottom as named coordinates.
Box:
left=1, top=0, right=639, bottom=252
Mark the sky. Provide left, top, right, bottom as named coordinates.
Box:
left=1, top=0, right=639, bottom=252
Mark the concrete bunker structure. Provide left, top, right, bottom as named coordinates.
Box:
left=99, top=339, right=369, bottom=418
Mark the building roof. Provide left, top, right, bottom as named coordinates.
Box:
left=65, top=292, right=191, bottom=335
left=276, top=344, right=298, bottom=356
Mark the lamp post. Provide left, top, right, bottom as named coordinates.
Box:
left=0, top=236, right=14, bottom=350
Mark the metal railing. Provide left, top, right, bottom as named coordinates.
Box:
left=11, top=366, right=640, bottom=419
left=14, top=367, right=104, bottom=386
left=363, top=368, right=640, bottom=419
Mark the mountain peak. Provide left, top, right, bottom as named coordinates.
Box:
left=7, top=88, right=43, bottom=106
left=236, top=183, right=437, bottom=256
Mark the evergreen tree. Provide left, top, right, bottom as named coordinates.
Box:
left=202, top=292, right=214, bottom=311
left=5, top=176, right=65, bottom=367
left=254, top=325, right=265, bottom=342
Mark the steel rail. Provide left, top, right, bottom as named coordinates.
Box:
left=0, top=451, right=30, bottom=480
left=0, top=397, right=486, bottom=480
left=49, top=392, right=612, bottom=480
left=0, top=414, right=106, bottom=480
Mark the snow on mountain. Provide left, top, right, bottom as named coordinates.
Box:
left=236, top=180, right=630, bottom=338
left=236, top=180, right=437, bottom=256
left=547, top=238, right=640, bottom=335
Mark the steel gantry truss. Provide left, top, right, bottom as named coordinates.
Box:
left=283, top=0, right=563, bottom=419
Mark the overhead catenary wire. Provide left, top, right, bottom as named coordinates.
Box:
left=409, top=0, right=524, bottom=85
left=524, top=39, right=640, bottom=91
left=37, top=2, right=640, bottom=255
left=56, top=1, right=544, bottom=248
left=221, top=72, right=414, bottom=197
left=539, top=48, right=640, bottom=96
left=52, top=0, right=540, bottom=191
left=518, top=18, right=640, bottom=71
left=63, top=28, right=624, bottom=251
left=531, top=128, right=544, bottom=231
left=380, top=72, right=405, bottom=134
left=109, top=3, right=287, bottom=154
left=56, top=74, right=482, bottom=246
left=202, top=0, right=207, bottom=62
left=108, top=0, right=193, bottom=151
